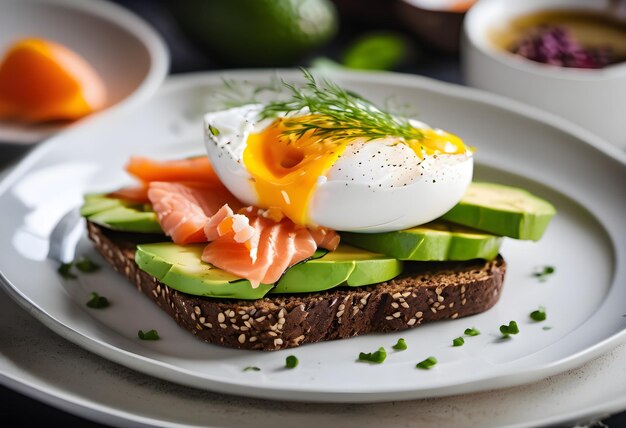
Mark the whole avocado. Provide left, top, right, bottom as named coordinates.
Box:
left=173, top=0, right=338, bottom=66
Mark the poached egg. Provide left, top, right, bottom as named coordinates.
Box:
left=204, top=104, right=473, bottom=232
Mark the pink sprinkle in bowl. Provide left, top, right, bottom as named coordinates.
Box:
left=462, top=0, right=626, bottom=148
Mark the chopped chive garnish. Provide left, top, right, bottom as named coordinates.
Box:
left=86, top=292, right=110, bottom=309
left=542, top=326, right=552, bottom=331
left=285, top=355, right=299, bottom=369
left=499, top=321, right=520, bottom=337
left=533, top=265, right=555, bottom=281
left=58, top=256, right=100, bottom=278
left=416, top=356, right=438, bottom=370
left=138, top=329, right=160, bottom=340
left=358, top=347, right=387, bottom=364
left=208, top=124, right=220, bottom=136
left=392, top=338, right=407, bottom=350
left=530, top=306, right=547, bottom=322
left=452, top=337, right=465, bottom=347
left=75, top=256, right=100, bottom=273
left=464, top=327, right=480, bottom=337
left=58, top=262, right=76, bottom=279
left=243, top=366, right=261, bottom=372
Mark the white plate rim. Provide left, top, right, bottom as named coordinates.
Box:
left=2, top=360, right=626, bottom=428
left=0, top=70, right=625, bottom=403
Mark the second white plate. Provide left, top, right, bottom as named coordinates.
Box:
left=0, top=0, right=168, bottom=144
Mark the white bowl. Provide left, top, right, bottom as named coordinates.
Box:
left=0, top=0, right=169, bottom=144
left=463, top=0, right=626, bottom=148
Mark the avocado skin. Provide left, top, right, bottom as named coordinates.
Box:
left=81, top=194, right=162, bottom=234
left=442, top=182, right=556, bottom=241
left=171, top=0, right=338, bottom=67
left=135, top=243, right=402, bottom=299
left=342, top=221, right=502, bottom=261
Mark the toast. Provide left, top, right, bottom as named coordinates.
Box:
left=88, top=221, right=506, bottom=351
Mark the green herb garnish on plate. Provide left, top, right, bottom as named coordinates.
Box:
left=530, top=306, right=547, bottom=322
left=358, top=347, right=387, bottom=364
left=452, top=337, right=465, bottom=347
left=57, top=262, right=76, bottom=279
left=533, top=265, right=555, bottom=281
left=243, top=366, right=261, bottom=372
left=500, top=321, right=520, bottom=337
left=464, top=327, right=480, bottom=336
left=416, top=356, right=438, bottom=370
left=86, top=292, right=110, bottom=309
left=392, top=338, right=407, bottom=350
left=138, top=329, right=160, bottom=340
left=285, top=355, right=299, bottom=369
left=58, top=256, right=100, bottom=279
left=75, top=256, right=100, bottom=273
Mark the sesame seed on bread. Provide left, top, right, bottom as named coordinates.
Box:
left=87, top=221, right=506, bottom=351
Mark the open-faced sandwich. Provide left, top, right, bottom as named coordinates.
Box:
left=81, top=70, right=555, bottom=350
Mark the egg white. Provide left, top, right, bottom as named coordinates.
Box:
left=204, top=104, right=473, bottom=232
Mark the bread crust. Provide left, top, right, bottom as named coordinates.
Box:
left=87, top=222, right=506, bottom=351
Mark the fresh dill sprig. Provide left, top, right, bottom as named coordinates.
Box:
left=217, top=77, right=253, bottom=109
left=259, top=69, right=423, bottom=143
left=214, top=75, right=284, bottom=109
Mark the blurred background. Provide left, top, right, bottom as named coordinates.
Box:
left=107, top=0, right=470, bottom=82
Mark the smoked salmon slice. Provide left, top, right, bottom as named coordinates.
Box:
left=149, top=181, right=340, bottom=286
left=204, top=205, right=257, bottom=246
left=309, top=227, right=340, bottom=251
left=126, top=156, right=221, bottom=184
left=127, top=156, right=341, bottom=286
left=108, top=184, right=149, bottom=203
left=147, top=182, right=243, bottom=244
left=111, top=156, right=223, bottom=204
left=202, top=212, right=319, bottom=287
left=203, top=208, right=340, bottom=287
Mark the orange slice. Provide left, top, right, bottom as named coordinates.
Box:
left=0, top=38, right=106, bottom=122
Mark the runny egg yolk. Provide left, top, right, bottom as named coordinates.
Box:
left=243, top=115, right=467, bottom=226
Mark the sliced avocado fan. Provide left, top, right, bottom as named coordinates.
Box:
left=135, top=243, right=403, bottom=300
left=341, top=221, right=503, bottom=261
left=81, top=194, right=162, bottom=234
left=442, top=182, right=556, bottom=241
left=135, top=243, right=273, bottom=299
left=272, top=245, right=403, bottom=294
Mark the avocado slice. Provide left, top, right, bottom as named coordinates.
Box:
left=80, top=193, right=124, bottom=216
left=442, top=182, right=556, bottom=241
left=135, top=242, right=402, bottom=299
left=341, top=221, right=502, bottom=261
left=135, top=243, right=274, bottom=299
left=81, top=194, right=163, bottom=234
left=272, top=245, right=403, bottom=294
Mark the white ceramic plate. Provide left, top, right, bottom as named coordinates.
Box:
left=0, top=71, right=624, bottom=403
left=0, top=0, right=168, bottom=144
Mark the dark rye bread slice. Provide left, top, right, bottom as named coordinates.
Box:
left=87, top=221, right=506, bottom=351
